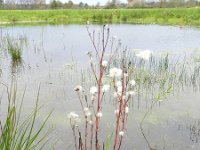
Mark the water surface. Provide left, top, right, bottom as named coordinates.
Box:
left=0, top=24, right=200, bottom=150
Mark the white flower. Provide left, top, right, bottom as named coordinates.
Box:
left=90, top=86, right=97, bottom=94
left=114, top=109, right=119, bottom=115
left=89, top=120, right=93, bottom=125
left=68, top=112, right=79, bottom=119
left=119, top=131, right=124, bottom=136
left=136, top=50, right=152, bottom=60
left=84, top=107, right=91, bottom=117
left=102, top=60, right=108, bottom=67
left=91, top=96, right=96, bottom=101
left=68, top=112, right=80, bottom=126
left=124, top=73, right=128, bottom=77
left=96, top=112, right=103, bottom=118
left=84, top=107, right=89, bottom=112
left=74, top=85, right=83, bottom=92
left=125, top=107, right=129, bottom=114
left=102, top=84, right=110, bottom=92
left=109, top=68, right=122, bottom=78
left=130, top=80, right=136, bottom=86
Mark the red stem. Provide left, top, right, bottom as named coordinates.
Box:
left=71, top=123, right=78, bottom=150
left=90, top=124, right=94, bottom=150
left=113, top=66, right=125, bottom=150
left=85, top=120, right=88, bottom=150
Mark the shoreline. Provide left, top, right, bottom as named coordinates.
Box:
left=0, top=8, right=200, bottom=26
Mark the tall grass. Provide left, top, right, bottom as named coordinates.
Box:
left=6, top=35, right=23, bottom=63
left=4, top=35, right=28, bottom=73
left=0, top=8, right=200, bottom=26
left=0, top=82, right=52, bottom=150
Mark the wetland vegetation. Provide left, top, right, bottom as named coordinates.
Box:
left=0, top=8, right=200, bottom=26
left=0, top=24, right=200, bottom=149
left=0, top=0, right=200, bottom=147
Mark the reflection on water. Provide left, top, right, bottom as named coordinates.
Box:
left=0, top=24, right=200, bottom=149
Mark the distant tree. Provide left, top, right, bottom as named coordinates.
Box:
left=95, top=2, right=100, bottom=8
left=168, top=0, right=185, bottom=7
left=84, top=3, right=89, bottom=8
left=50, top=0, right=62, bottom=9
left=127, top=0, right=142, bottom=6
left=0, top=0, right=3, bottom=5
left=35, top=0, right=45, bottom=4
left=105, top=0, right=121, bottom=8
left=79, top=1, right=84, bottom=8
left=63, top=0, right=73, bottom=8
left=68, top=0, right=73, bottom=7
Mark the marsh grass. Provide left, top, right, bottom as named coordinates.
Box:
left=0, top=8, right=200, bottom=26
left=6, top=36, right=22, bottom=63
left=3, top=35, right=28, bottom=73
left=0, top=82, right=52, bottom=150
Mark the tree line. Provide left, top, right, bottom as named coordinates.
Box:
left=0, top=0, right=200, bottom=9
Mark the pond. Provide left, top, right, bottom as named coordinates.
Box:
left=0, top=24, right=200, bottom=150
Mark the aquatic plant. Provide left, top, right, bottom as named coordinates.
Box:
left=67, top=25, right=137, bottom=150
left=6, top=35, right=22, bottom=63
left=4, top=35, right=28, bottom=73
left=0, top=82, right=52, bottom=150
left=67, top=23, right=200, bottom=149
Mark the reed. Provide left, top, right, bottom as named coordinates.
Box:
left=0, top=82, right=52, bottom=150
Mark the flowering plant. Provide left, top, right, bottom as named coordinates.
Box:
left=68, top=25, right=137, bottom=150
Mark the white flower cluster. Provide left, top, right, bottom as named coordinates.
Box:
left=119, top=131, right=124, bottom=136
left=90, top=86, right=97, bottom=95
left=84, top=107, right=91, bottom=117
left=96, top=112, right=103, bottom=118
left=109, top=68, right=122, bottom=78
left=68, top=112, right=80, bottom=126
left=102, top=84, right=110, bottom=92
left=102, top=60, right=108, bottom=67
left=74, top=85, right=84, bottom=92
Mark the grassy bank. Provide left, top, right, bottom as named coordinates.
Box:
left=0, top=8, right=200, bottom=26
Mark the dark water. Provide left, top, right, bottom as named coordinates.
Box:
left=0, top=24, right=200, bottom=150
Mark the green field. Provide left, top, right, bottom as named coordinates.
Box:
left=0, top=8, right=200, bottom=26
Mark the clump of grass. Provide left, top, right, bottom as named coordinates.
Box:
left=0, top=82, right=52, bottom=150
left=6, top=36, right=22, bottom=63
left=5, top=35, right=25, bottom=73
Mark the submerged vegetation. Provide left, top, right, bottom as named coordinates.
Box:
left=0, top=8, right=200, bottom=26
